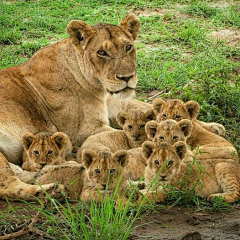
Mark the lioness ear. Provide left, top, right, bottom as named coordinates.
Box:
left=120, top=14, right=140, bottom=40
left=152, top=98, right=166, bottom=115
left=142, top=141, right=155, bottom=159
left=185, top=100, right=200, bottom=119
left=67, top=20, right=95, bottom=46
left=22, top=132, right=36, bottom=150
left=114, top=150, right=129, bottom=167
left=145, top=121, right=158, bottom=139
left=145, top=109, right=156, bottom=121
left=51, top=132, right=69, bottom=150
left=82, top=149, right=96, bottom=169
left=116, top=110, right=129, bottom=127
left=173, top=141, right=187, bottom=160
left=178, top=120, right=193, bottom=138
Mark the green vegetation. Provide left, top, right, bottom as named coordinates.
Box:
left=0, top=0, right=239, bottom=238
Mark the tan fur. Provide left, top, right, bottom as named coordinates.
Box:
left=34, top=150, right=130, bottom=202
left=142, top=141, right=240, bottom=203
left=77, top=109, right=155, bottom=160
left=145, top=119, right=192, bottom=146
left=0, top=15, right=148, bottom=200
left=152, top=98, right=238, bottom=161
left=21, top=131, right=73, bottom=171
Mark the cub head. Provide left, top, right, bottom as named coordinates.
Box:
left=67, top=14, right=140, bottom=99
left=82, top=149, right=128, bottom=191
left=143, top=141, right=187, bottom=183
left=145, top=119, right=192, bottom=145
left=116, top=108, right=155, bottom=147
left=152, top=98, right=200, bottom=122
left=22, top=131, right=71, bottom=169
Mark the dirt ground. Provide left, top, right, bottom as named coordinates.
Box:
left=131, top=205, right=240, bottom=240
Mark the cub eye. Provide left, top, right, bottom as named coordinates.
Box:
left=162, top=114, right=167, bottom=118
left=110, top=169, right=115, bottom=174
left=47, top=150, right=53, bottom=155
left=172, top=136, right=178, bottom=140
left=159, top=136, right=165, bottom=140
left=126, top=45, right=132, bottom=51
left=175, top=115, right=181, bottom=120
left=128, top=125, right=133, bottom=129
left=140, top=124, right=145, bottom=129
left=33, top=150, right=39, bottom=156
left=168, top=160, right=174, bottom=166
left=97, top=50, right=108, bottom=56
left=154, top=160, right=160, bottom=165
left=95, top=169, right=101, bottom=174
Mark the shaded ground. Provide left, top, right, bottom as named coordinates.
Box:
left=132, top=205, right=240, bottom=240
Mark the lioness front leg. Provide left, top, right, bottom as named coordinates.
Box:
left=0, top=153, right=64, bottom=201
left=197, top=120, right=225, bottom=136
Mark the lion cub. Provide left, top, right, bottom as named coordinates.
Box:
left=22, top=131, right=73, bottom=171
left=152, top=98, right=238, bottom=161
left=141, top=141, right=240, bottom=203
left=77, top=109, right=155, bottom=161
left=35, top=149, right=131, bottom=201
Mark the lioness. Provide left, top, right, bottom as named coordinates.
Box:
left=141, top=141, right=240, bottom=203
left=77, top=108, right=154, bottom=160
left=0, top=14, right=150, bottom=200
left=152, top=98, right=238, bottom=161
left=34, top=149, right=131, bottom=202
left=21, top=131, right=73, bottom=171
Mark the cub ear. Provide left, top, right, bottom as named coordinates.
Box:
left=145, top=109, right=156, bottom=121
left=51, top=132, right=69, bottom=150
left=116, top=110, right=129, bottom=127
left=113, top=150, right=129, bottom=168
left=145, top=120, right=159, bottom=140
left=142, top=141, right=156, bottom=159
left=152, top=98, right=166, bottom=115
left=82, top=149, right=96, bottom=169
left=185, top=100, right=200, bottom=119
left=67, top=20, right=95, bottom=46
left=22, top=132, right=36, bottom=150
left=120, top=14, right=140, bottom=40
left=173, top=141, right=187, bottom=160
left=178, top=120, right=193, bottom=138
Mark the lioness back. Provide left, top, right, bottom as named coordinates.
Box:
left=22, top=131, right=73, bottom=171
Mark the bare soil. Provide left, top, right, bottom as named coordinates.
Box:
left=132, top=205, right=240, bottom=240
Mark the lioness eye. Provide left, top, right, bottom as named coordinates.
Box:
left=140, top=124, right=145, bottom=129
left=97, top=50, right=108, bottom=56
left=159, top=136, right=165, bottom=140
left=47, top=150, right=53, bottom=155
left=128, top=125, right=133, bottom=129
left=33, top=150, right=39, bottom=155
left=110, top=169, right=115, bottom=174
left=126, top=45, right=132, bottom=51
left=168, top=160, right=174, bottom=166
left=154, top=160, right=160, bottom=165
left=95, top=169, right=101, bottom=174
left=162, top=114, right=167, bottom=118
left=172, top=136, right=178, bottom=140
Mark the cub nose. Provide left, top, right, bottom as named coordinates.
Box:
left=102, top=184, right=107, bottom=189
left=39, top=162, right=46, bottom=168
left=133, top=134, right=140, bottom=139
left=160, top=175, right=167, bottom=181
left=115, top=74, right=134, bottom=82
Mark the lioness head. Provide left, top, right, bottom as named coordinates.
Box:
left=22, top=131, right=71, bottom=170
left=116, top=109, right=155, bottom=147
left=145, top=119, right=192, bottom=145
left=152, top=98, right=200, bottom=122
left=143, top=141, right=187, bottom=183
left=82, top=149, right=128, bottom=191
left=67, top=14, right=140, bottom=99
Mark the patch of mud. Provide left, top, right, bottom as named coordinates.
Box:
left=132, top=205, right=240, bottom=240
left=210, top=29, right=240, bottom=46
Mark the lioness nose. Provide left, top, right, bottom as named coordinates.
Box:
left=116, top=74, right=134, bottom=82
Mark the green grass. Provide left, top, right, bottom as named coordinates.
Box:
left=0, top=0, right=240, bottom=238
